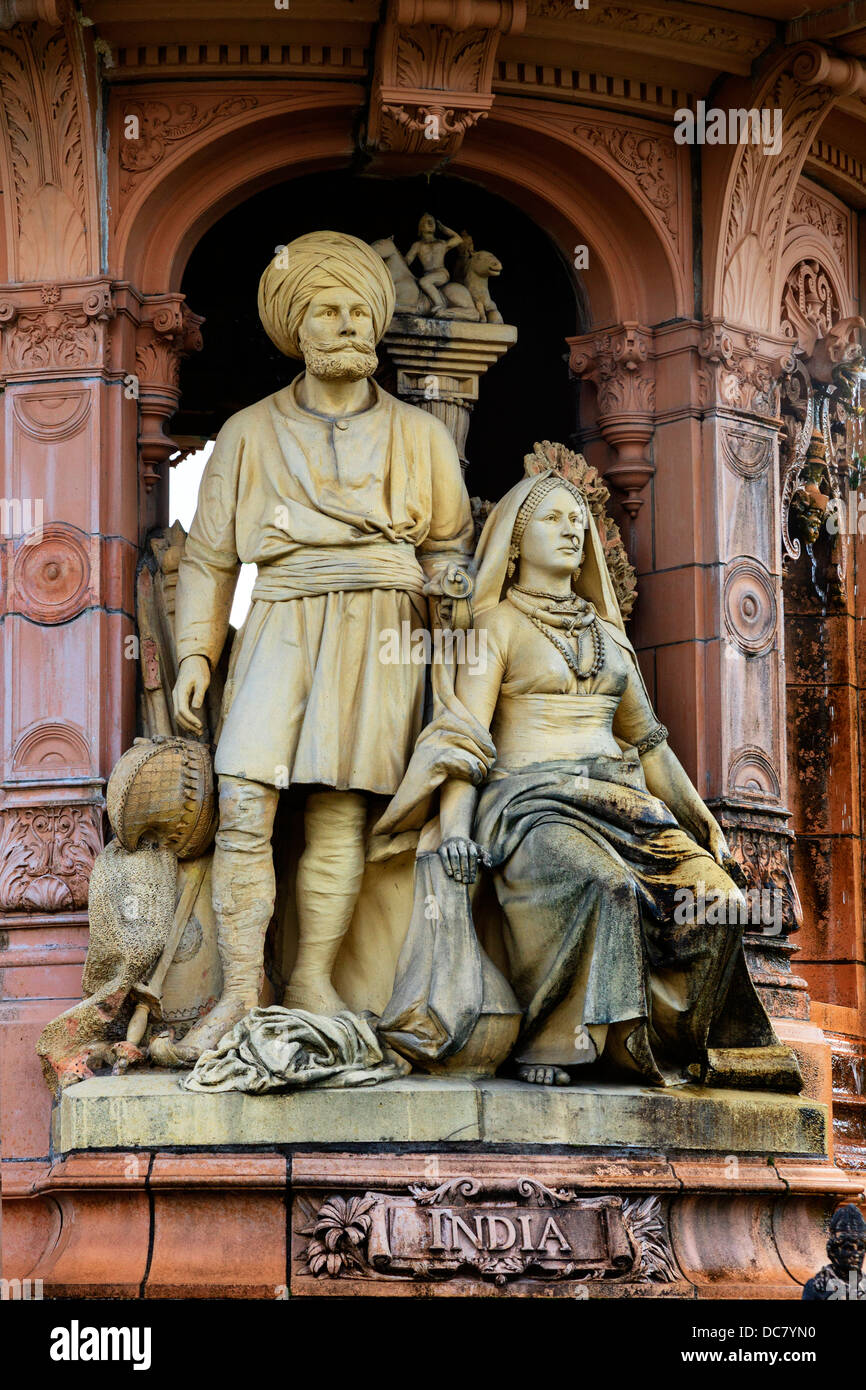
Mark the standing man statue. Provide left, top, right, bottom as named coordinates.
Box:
left=172, top=231, right=474, bottom=1054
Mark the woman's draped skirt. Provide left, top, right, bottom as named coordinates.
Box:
left=474, top=754, right=776, bottom=1081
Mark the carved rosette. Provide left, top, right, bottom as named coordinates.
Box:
left=568, top=323, right=656, bottom=518
left=0, top=803, right=103, bottom=913
left=8, top=523, right=91, bottom=624
left=366, top=0, right=525, bottom=158
left=723, top=560, right=778, bottom=657
left=0, top=281, right=114, bottom=380
left=135, top=296, right=204, bottom=491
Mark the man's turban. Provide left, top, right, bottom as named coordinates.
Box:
left=257, top=230, right=396, bottom=359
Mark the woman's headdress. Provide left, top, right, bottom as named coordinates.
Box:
left=506, top=474, right=589, bottom=578
left=473, top=468, right=630, bottom=645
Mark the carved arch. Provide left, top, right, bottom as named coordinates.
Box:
left=454, top=101, right=690, bottom=324
left=112, top=87, right=684, bottom=330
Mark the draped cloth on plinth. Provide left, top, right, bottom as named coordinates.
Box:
left=182, top=1007, right=411, bottom=1092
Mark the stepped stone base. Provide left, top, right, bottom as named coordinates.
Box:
left=3, top=1073, right=862, bottom=1299
left=53, top=1071, right=826, bottom=1156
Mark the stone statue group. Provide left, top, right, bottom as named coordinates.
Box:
left=38, top=227, right=802, bottom=1099
left=371, top=213, right=504, bottom=322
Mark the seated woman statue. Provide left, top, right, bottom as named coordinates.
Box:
left=413, top=468, right=799, bottom=1088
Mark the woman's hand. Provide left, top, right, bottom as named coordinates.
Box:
left=437, top=836, right=489, bottom=884
left=703, top=819, right=730, bottom=868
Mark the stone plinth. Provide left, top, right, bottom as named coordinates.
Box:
left=383, top=315, right=518, bottom=464
left=5, top=1135, right=863, bottom=1300
left=2, top=1076, right=859, bottom=1298
left=54, top=1071, right=826, bottom=1156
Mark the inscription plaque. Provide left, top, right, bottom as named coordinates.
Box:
left=295, top=1177, right=678, bottom=1288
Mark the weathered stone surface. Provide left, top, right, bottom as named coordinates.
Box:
left=54, top=1071, right=828, bottom=1156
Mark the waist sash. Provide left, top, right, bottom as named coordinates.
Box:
left=252, top=541, right=426, bottom=601
left=492, top=692, right=621, bottom=767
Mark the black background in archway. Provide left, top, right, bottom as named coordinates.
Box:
left=176, top=169, right=583, bottom=501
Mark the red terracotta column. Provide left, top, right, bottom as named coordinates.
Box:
left=572, top=313, right=815, bottom=1054
left=0, top=15, right=140, bottom=1167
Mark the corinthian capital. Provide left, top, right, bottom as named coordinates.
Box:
left=567, top=323, right=656, bottom=519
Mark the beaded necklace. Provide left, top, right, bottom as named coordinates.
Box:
left=507, top=585, right=605, bottom=681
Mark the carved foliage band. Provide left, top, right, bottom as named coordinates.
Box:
left=0, top=803, right=103, bottom=912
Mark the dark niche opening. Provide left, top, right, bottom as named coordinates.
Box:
left=176, top=168, right=583, bottom=501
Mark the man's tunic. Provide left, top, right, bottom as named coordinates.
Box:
left=175, top=379, right=474, bottom=793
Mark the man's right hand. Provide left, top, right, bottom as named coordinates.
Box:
left=172, top=655, right=211, bottom=734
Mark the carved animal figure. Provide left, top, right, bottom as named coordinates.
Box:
left=372, top=237, right=504, bottom=324
left=461, top=249, right=504, bottom=324
left=370, top=237, right=429, bottom=314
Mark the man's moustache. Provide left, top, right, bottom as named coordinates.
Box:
left=314, top=342, right=377, bottom=355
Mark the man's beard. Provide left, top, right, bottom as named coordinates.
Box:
left=300, top=340, right=378, bottom=382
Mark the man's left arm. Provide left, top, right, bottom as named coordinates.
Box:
left=417, top=417, right=474, bottom=596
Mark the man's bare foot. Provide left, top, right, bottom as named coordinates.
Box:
left=517, top=1064, right=570, bottom=1086
left=179, top=995, right=250, bottom=1059
left=283, top=978, right=349, bottom=1017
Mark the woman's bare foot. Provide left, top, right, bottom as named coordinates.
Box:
left=517, top=1063, right=570, bottom=1086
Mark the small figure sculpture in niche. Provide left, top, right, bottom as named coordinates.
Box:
left=376, top=453, right=803, bottom=1092
left=802, top=1203, right=866, bottom=1299
left=371, top=220, right=504, bottom=323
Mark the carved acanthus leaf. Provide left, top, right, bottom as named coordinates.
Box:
left=0, top=21, right=93, bottom=279
left=0, top=805, right=103, bottom=912
left=528, top=0, right=767, bottom=58
left=573, top=123, right=677, bottom=235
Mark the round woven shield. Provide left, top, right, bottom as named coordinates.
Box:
left=106, top=737, right=217, bottom=860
